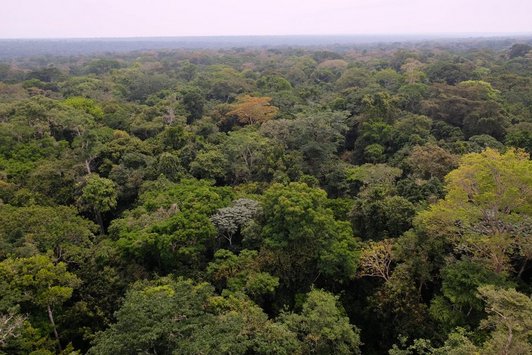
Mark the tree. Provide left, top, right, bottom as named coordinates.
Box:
left=260, top=183, right=359, bottom=290
left=90, top=277, right=299, bottom=355
left=374, top=68, right=403, bottom=91
left=210, top=198, right=261, bottom=247
left=346, top=163, right=402, bottom=196
left=280, top=289, right=361, bottom=354
left=224, top=128, right=280, bottom=183
left=429, top=260, right=512, bottom=330
left=89, top=278, right=214, bottom=354
left=401, top=59, right=425, bottom=84
left=190, top=147, right=228, bottom=183
left=150, top=211, right=218, bottom=271
left=426, top=62, right=470, bottom=85
left=63, top=97, right=104, bottom=119
left=391, top=114, right=432, bottom=150
left=506, top=122, right=532, bottom=154
left=0, top=255, right=80, bottom=351
left=114, top=67, right=173, bottom=102
left=357, top=239, right=394, bottom=281
left=416, top=148, right=532, bottom=275
left=0, top=312, right=25, bottom=348
left=226, top=95, right=279, bottom=125
left=508, top=43, right=532, bottom=59
left=336, top=67, right=372, bottom=89
left=468, top=134, right=505, bottom=153
left=353, top=120, right=393, bottom=164
left=78, top=174, right=117, bottom=235
left=257, top=74, right=293, bottom=92
left=268, top=110, right=349, bottom=176
left=0, top=205, right=97, bottom=262
left=182, top=293, right=300, bottom=355
left=370, top=264, right=432, bottom=345
left=181, top=87, right=205, bottom=122
left=406, top=144, right=458, bottom=180
left=431, top=328, right=479, bottom=355
left=157, top=151, right=183, bottom=182
left=397, top=83, right=429, bottom=112
left=350, top=196, right=416, bottom=240
left=199, top=65, right=250, bottom=101
left=477, top=286, right=532, bottom=355
left=110, top=178, right=232, bottom=273
left=428, top=286, right=532, bottom=355
left=421, top=82, right=508, bottom=140
left=207, top=249, right=279, bottom=302
left=83, top=58, right=121, bottom=75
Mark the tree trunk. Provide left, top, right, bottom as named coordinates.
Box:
left=95, top=209, right=105, bottom=235
left=84, top=159, right=92, bottom=174
left=47, top=304, right=62, bottom=352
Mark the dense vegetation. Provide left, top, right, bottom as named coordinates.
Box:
left=0, top=39, right=531, bottom=354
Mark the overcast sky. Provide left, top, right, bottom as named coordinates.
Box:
left=1, top=0, right=531, bottom=39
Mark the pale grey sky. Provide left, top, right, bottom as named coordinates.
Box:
left=1, top=0, right=531, bottom=38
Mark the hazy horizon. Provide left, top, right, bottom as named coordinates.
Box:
left=2, top=33, right=532, bottom=41
left=1, top=0, right=531, bottom=39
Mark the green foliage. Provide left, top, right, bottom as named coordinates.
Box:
left=426, top=62, right=471, bottom=85
left=0, top=255, right=80, bottom=310
left=137, top=177, right=233, bottom=215
left=508, top=43, right=532, bottom=58
left=417, top=148, right=531, bottom=274
left=477, top=286, right=532, bottom=355
left=207, top=249, right=279, bottom=301
left=88, top=278, right=214, bottom=354
left=351, top=195, right=416, bottom=240
left=430, top=260, right=512, bottom=329
left=260, top=182, right=359, bottom=289
left=110, top=178, right=232, bottom=272
left=181, top=87, right=205, bottom=121
left=79, top=174, right=117, bottom=214
left=0, top=40, right=530, bottom=354
left=429, top=286, right=532, bottom=355
left=90, top=277, right=300, bottom=355
left=0, top=205, right=96, bottom=261
left=280, top=289, right=361, bottom=354
left=114, top=68, right=173, bottom=102
left=63, top=97, right=104, bottom=119
left=0, top=255, right=80, bottom=352
left=506, top=122, right=532, bottom=154
left=190, top=147, right=228, bottom=181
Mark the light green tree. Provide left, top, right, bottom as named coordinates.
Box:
left=0, top=255, right=80, bottom=351
left=416, top=148, right=532, bottom=275
left=280, top=289, right=361, bottom=354
left=79, top=174, right=117, bottom=235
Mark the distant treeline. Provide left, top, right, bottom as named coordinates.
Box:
left=0, top=35, right=530, bottom=59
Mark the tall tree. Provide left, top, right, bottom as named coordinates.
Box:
left=280, top=289, right=361, bottom=354
left=78, top=174, right=117, bottom=235
left=0, top=255, right=80, bottom=351
left=260, top=182, right=359, bottom=291
left=416, top=148, right=532, bottom=275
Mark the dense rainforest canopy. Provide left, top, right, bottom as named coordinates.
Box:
left=0, top=38, right=531, bottom=354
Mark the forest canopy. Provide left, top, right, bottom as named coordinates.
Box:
left=0, top=38, right=531, bottom=354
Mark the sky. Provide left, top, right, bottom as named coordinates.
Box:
left=1, top=0, right=531, bottom=39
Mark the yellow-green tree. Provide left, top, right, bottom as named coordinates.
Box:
left=416, top=148, right=532, bottom=275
